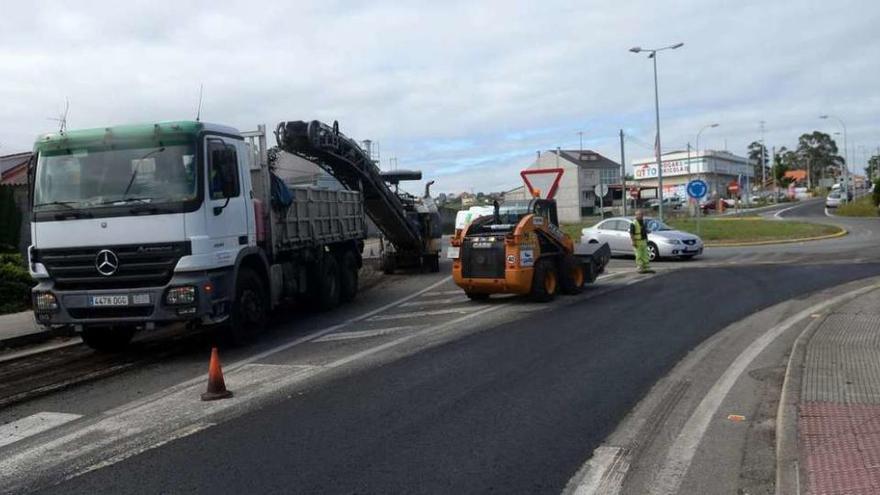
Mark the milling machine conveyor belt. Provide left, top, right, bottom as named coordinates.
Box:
left=275, top=120, right=423, bottom=252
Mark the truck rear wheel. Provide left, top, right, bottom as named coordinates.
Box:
left=381, top=253, right=396, bottom=275
left=311, top=254, right=341, bottom=311
left=530, top=257, right=558, bottom=302
left=227, top=268, right=268, bottom=345
left=559, top=255, right=585, bottom=295
left=465, top=291, right=490, bottom=301
left=424, top=254, right=440, bottom=273
left=339, top=251, right=359, bottom=303
left=81, top=325, right=135, bottom=353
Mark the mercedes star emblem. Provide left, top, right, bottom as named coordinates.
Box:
left=95, top=249, right=119, bottom=276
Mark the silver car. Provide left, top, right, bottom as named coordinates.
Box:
left=580, top=217, right=703, bottom=260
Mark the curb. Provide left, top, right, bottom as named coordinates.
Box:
left=706, top=227, right=847, bottom=247
left=0, top=328, right=55, bottom=350
left=775, top=283, right=880, bottom=495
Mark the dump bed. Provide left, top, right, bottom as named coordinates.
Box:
left=272, top=186, right=365, bottom=252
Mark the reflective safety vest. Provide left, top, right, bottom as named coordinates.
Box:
left=631, top=219, right=647, bottom=242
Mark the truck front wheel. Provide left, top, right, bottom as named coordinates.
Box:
left=81, top=325, right=135, bottom=353
left=228, top=268, right=268, bottom=345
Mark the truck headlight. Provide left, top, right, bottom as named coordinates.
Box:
left=34, top=292, right=58, bottom=312
left=165, top=286, right=196, bottom=305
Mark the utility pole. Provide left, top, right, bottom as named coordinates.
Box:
left=759, top=121, right=766, bottom=192
left=620, top=129, right=627, bottom=216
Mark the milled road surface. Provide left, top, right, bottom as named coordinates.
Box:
left=41, top=262, right=880, bottom=495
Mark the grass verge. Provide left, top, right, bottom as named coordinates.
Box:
left=668, top=218, right=842, bottom=244
left=835, top=196, right=879, bottom=217
left=562, top=218, right=844, bottom=246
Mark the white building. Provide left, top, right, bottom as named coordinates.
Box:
left=631, top=149, right=753, bottom=200
left=506, top=149, right=622, bottom=223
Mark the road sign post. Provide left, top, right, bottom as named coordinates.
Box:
left=686, top=179, right=708, bottom=237
left=596, top=183, right=608, bottom=219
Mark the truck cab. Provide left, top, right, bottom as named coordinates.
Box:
left=28, top=121, right=267, bottom=350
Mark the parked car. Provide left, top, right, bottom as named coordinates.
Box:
left=581, top=217, right=703, bottom=261
left=699, top=198, right=736, bottom=212
left=646, top=197, right=684, bottom=210
left=826, top=191, right=842, bottom=208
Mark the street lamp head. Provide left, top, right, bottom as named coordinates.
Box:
left=671, top=42, right=684, bottom=49
left=819, top=115, right=829, bottom=119
left=629, top=47, right=642, bottom=53
left=710, top=123, right=720, bottom=128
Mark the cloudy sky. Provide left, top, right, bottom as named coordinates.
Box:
left=1, top=0, right=877, bottom=194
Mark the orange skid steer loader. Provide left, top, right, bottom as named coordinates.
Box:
left=449, top=169, right=611, bottom=301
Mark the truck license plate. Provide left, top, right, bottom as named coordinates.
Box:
left=90, top=295, right=130, bottom=307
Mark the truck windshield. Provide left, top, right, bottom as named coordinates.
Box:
left=33, top=144, right=197, bottom=211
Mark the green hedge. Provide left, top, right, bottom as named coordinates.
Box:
left=0, top=253, right=34, bottom=314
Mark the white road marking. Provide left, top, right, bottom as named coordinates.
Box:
left=774, top=203, right=802, bottom=218
left=420, top=290, right=464, bottom=297
left=366, top=307, right=478, bottom=322
left=649, top=282, right=880, bottom=495
left=313, top=325, right=423, bottom=342
left=570, top=446, right=628, bottom=495
left=399, top=297, right=467, bottom=307
left=825, top=207, right=835, bottom=217
left=0, top=412, right=82, bottom=448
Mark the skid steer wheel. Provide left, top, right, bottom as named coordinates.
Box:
left=465, top=291, right=490, bottom=301
left=81, top=325, right=135, bottom=353
left=559, top=255, right=585, bottom=295
left=530, top=257, right=559, bottom=302
left=339, top=251, right=359, bottom=303
left=226, top=267, right=268, bottom=345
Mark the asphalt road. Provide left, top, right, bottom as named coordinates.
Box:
left=41, top=262, right=880, bottom=495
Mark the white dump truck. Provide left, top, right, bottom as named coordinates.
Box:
left=28, top=121, right=367, bottom=350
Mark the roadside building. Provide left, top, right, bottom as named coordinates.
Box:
left=518, top=149, right=621, bottom=223
left=0, top=152, right=33, bottom=255
left=631, top=149, right=752, bottom=200
left=784, top=170, right=807, bottom=186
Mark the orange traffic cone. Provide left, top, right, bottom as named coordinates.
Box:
left=201, top=347, right=233, bottom=401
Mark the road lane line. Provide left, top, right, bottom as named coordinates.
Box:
left=314, top=325, right=423, bottom=342
left=0, top=412, right=82, bottom=448
left=420, top=290, right=463, bottom=297
left=774, top=204, right=802, bottom=218
left=366, top=307, right=478, bottom=322
left=649, top=282, right=880, bottom=495
left=399, top=297, right=467, bottom=308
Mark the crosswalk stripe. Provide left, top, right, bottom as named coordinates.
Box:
left=314, top=325, right=423, bottom=342
left=366, top=307, right=478, bottom=322
left=399, top=297, right=468, bottom=308
left=0, top=412, right=82, bottom=449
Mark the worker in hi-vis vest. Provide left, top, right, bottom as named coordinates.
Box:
left=630, top=210, right=654, bottom=273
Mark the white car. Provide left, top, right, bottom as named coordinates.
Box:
left=825, top=191, right=842, bottom=208
left=581, top=217, right=704, bottom=261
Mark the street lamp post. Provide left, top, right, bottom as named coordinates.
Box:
left=696, top=123, right=719, bottom=195
left=630, top=42, right=684, bottom=221
left=820, top=115, right=848, bottom=202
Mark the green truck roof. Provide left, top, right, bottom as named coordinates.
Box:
left=34, top=121, right=206, bottom=153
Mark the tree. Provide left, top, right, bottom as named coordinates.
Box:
left=795, top=131, right=844, bottom=187
left=772, top=147, right=794, bottom=187
left=747, top=141, right=769, bottom=184
left=868, top=155, right=880, bottom=181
